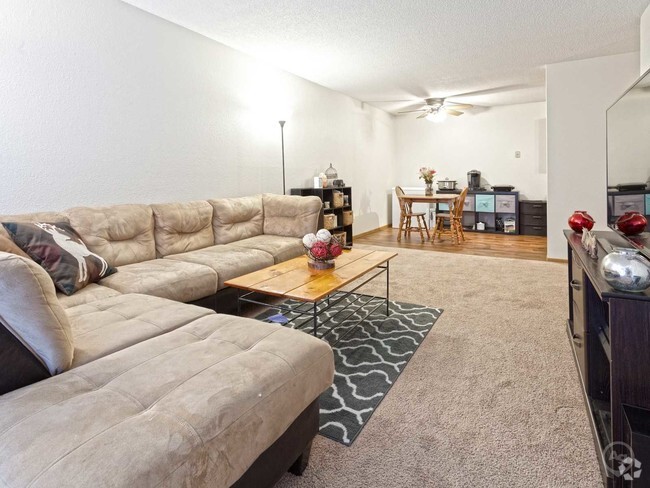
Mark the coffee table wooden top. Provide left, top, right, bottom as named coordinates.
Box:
left=224, top=248, right=397, bottom=302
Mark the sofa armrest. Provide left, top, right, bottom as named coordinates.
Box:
left=262, top=194, right=322, bottom=238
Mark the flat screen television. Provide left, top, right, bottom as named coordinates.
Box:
left=606, top=68, right=650, bottom=259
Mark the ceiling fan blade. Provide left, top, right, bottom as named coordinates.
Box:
left=398, top=109, right=427, bottom=113
left=416, top=111, right=431, bottom=119
left=445, top=109, right=464, bottom=116
left=451, top=84, right=530, bottom=99
left=445, top=103, right=473, bottom=110
left=366, top=99, right=417, bottom=103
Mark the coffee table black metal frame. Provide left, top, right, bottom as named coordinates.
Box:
left=236, top=262, right=390, bottom=345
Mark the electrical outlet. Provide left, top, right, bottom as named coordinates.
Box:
left=515, top=151, right=521, bottom=158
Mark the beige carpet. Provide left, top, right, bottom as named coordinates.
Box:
left=275, top=245, right=602, bottom=488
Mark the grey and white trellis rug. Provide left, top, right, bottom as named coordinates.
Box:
left=257, top=292, right=443, bottom=445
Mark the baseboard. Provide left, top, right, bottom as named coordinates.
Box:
left=546, top=257, right=568, bottom=263
left=354, top=225, right=390, bottom=239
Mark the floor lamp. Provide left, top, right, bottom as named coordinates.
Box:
left=279, top=120, right=286, bottom=195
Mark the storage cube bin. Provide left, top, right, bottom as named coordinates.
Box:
left=324, top=213, right=338, bottom=230
left=612, top=194, right=645, bottom=216
left=463, top=196, right=475, bottom=212
left=342, top=210, right=354, bottom=226
left=495, top=195, right=516, bottom=213
left=333, top=231, right=347, bottom=245
left=475, top=194, right=495, bottom=213
left=333, top=191, right=344, bottom=208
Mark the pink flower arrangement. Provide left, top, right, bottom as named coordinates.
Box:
left=310, top=241, right=329, bottom=259
left=418, top=167, right=437, bottom=184
left=303, top=229, right=343, bottom=262
left=329, top=241, right=342, bottom=257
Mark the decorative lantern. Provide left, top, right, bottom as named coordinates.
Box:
left=324, top=164, right=338, bottom=182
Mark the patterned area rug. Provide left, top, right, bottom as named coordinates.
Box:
left=257, top=293, right=442, bottom=445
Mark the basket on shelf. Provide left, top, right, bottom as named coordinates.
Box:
left=302, top=230, right=343, bottom=270
left=332, top=191, right=344, bottom=208
left=323, top=213, right=338, bottom=230
left=342, top=210, right=354, bottom=226
left=332, top=231, right=347, bottom=246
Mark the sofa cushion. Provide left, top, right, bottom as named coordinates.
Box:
left=262, top=194, right=322, bottom=238
left=57, top=283, right=121, bottom=309
left=0, top=234, right=31, bottom=259
left=65, top=294, right=215, bottom=366
left=0, top=314, right=334, bottom=488
left=99, top=259, right=218, bottom=302
left=210, top=195, right=263, bottom=244
left=165, top=245, right=274, bottom=290
left=3, top=222, right=116, bottom=296
left=231, top=235, right=305, bottom=263
left=0, top=211, right=69, bottom=239
left=67, top=204, right=156, bottom=267
left=0, top=252, right=73, bottom=375
left=151, top=201, right=214, bottom=257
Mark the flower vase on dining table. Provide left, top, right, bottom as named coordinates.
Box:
left=419, top=167, right=437, bottom=196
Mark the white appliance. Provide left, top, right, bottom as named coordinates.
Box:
left=391, top=187, right=435, bottom=229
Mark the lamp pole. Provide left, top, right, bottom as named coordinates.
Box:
left=279, top=120, right=286, bottom=195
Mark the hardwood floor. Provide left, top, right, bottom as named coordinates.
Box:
left=355, top=226, right=549, bottom=261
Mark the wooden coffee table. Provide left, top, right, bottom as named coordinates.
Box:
left=224, top=248, right=397, bottom=341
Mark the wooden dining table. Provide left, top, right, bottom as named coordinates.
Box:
left=399, top=193, right=460, bottom=243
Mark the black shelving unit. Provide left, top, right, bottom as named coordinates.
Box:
left=290, top=187, right=353, bottom=246
left=436, top=189, right=520, bottom=235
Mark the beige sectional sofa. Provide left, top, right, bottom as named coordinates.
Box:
left=0, top=194, right=320, bottom=307
left=0, top=194, right=334, bottom=488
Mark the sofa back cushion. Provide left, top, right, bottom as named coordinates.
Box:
left=262, top=194, right=322, bottom=238
left=0, top=252, right=74, bottom=375
left=0, top=234, right=31, bottom=259
left=210, top=195, right=264, bottom=245
left=67, top=204, right=155, bottom=267
left=151, top=201, right=214, bottom=257
left=0, top=211, right=69, bottom=239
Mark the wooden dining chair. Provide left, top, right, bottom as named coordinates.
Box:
left=434, top=187, right=468, bottom=244
left=395, top=186, right=430, bottom=242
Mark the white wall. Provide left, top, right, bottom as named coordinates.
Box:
left=641, top=3, right=650, bottom=74
left=394, top=102, right=547, bottom=201
left=0, top=0, right=395, bottom=235
left=546, top=52, right=639, bottom=260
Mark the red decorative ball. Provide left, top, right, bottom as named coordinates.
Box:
left=616, top=212, right=648, bottom=236
left=568, top=210, right=595, bottom=233
left=310, top=241, right=328, bottom=259
left=329, top=242, right=343, bottom=257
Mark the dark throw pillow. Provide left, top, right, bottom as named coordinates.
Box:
left=2, top=222, right=116, bottom=296
left=0, top=234, right=32, bottom=260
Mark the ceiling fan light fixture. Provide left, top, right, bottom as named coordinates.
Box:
left=426, top=109, right=447, bottom=123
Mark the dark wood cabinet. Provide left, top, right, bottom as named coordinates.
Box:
left=566, top=230, right=650, bottom=487
left=290, top=187, right=353, bottom=246
left=520, top=200, right=547, bottom=236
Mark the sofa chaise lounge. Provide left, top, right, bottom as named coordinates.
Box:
left=0, top=194, right=334, bottom=488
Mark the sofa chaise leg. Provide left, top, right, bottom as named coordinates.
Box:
left=288, top=440, right=312, bottom=476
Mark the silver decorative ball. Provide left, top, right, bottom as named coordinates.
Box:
left=599, top=248, right=650, bottom=293
left=302, top=233, right=317, bottom=249
left=316, top=229, right=332, bottom=243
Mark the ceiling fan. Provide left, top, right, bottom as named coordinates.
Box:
left=397, top=98, right=474, bottom=121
